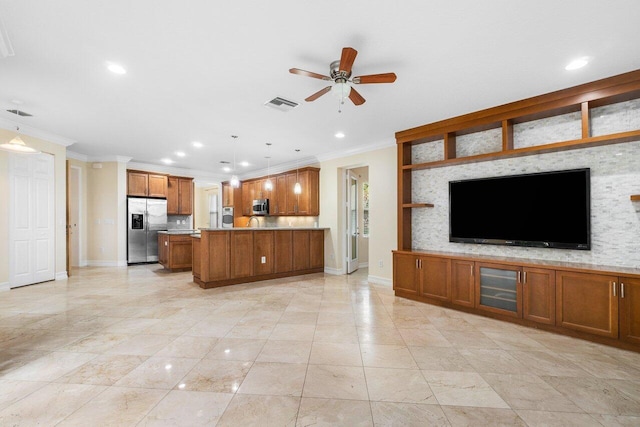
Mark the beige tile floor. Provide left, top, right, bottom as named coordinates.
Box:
left=1, top=264, right=639, bottom=426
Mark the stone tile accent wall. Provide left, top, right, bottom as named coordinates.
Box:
left=457, top=128, right=502, bottom=157
left=412, top=139, right=444, bottom=164
left=410, top=139, right=640, bottom=269
left=591, top=98, right=640, bottom=136
left=513, top=112, right=582, bottom=149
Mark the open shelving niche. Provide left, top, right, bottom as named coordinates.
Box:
left=396, top=69, right=640, bottom=251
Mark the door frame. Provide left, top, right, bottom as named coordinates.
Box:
left=66, top=162, right=83, bottom=272
left=341, top=164, right=367, bottom=274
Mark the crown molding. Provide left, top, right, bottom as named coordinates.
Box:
left=0, top=118, right=76, bottom=147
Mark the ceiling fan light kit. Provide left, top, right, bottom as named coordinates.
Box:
left=290, top=47, right=397, bottom=110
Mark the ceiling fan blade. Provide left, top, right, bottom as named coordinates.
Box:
left=339, top=47, right=358, bottom=74
left=289, top=68, right=331, bottom=81
left=305, top=86, right=332, bottom=102
left=353, top=72, right=397, bottom=84
left=348, top=87, right=366, bottom=106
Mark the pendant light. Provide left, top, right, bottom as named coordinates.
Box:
left=264, top=143, right=273, bottom=191
left=230, top=135, right=240, bottom=188
left=0, top=101, right=40, bottom=154
left=294, top=149, right=302, bottom=195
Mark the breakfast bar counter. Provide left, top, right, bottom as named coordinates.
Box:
left=192, top=228, right=327, bottom=289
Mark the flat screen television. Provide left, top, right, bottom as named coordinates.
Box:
left=449, top=168, right=590, bottom=250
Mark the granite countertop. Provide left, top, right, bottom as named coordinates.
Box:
left=198, top=227, right=328, bottom=231
left=158, top=229, right=200, bottom=235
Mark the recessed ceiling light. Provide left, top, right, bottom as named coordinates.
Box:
left=161, top=158, right=173, bottom=164
left=240, top=161, right=250, bottom=167
left=565, top=57, right=589, bottom=71
left=107, top=62, right=126, bottom=75
left=222, top=166, right=231, bottom=172
left=335, top=132, right=345, bottom=138
left=175, top=151, right=186, bottom=157
left=192, top=141, right=203, bottom=148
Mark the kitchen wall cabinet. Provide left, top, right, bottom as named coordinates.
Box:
left=241, top=181, right=255, bottom=216
left=158, top=234, right=193, bottom=271
left=127, top=170, right=168, bottom=198
left=167, top=176, right=193, bottom=215
left=273, top=175, right=288, bottom=215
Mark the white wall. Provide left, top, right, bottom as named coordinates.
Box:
left=319, top=145, right=396, bottom=285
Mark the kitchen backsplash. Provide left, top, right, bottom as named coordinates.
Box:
left=167, top=215, right=193, bottom=230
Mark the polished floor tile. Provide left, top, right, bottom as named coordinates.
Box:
left=2, top=264, right=640, bottom=425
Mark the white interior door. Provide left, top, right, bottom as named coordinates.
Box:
left=9, top=153, right=55, bottom=288
left=346, top=170, right=359, bottom=274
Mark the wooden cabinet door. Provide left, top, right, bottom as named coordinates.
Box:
left=523, top=267, right=556, bottom=325
left=451, top=260, right=475, bottom=307
left=178, top=178, right=193, bottom=215
left=274, top=174, right=287, bottom=215
left=274, top=230, right=292, bottom=273
left=310, top=230, right=324, bottom=269
left=167, top=176, right=179, bottom=214
left=231, top=231, right=253, bottom=278
left=222, top=183, right=233, bottom=207
left=556, top=271, right=618, bottom=338
left=393, top=253, right=419, bottom=296
left=254, top=231, right=274, bottom=276
left=127, top=171, right=148, bottom=196
left=286, top=173, right=298, bottom=214
left=419, top=256, right=450, bottom=301
left=620, top=277, right=640, bottom=344
left=158, top=234, right=168, bottom=266
left=292, top=230, right=310, bottom=270
left=296, top=170, right=311, bottom=214
left=241, top=181, right=253, bottom=216
left=169, top=236, right=192, bottom=269
left=148, top=174, right=168, bottom=198
left=306, top=169, right=319, bottom=215
left=203, top=232, right=230, bottom=282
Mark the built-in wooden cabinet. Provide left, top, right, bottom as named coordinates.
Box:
left=127, top=170, right=168, bottom=198
left=167, top=176, right=193, bottom=215
left=194, top=229, right=325, bottom=289
left=273, top=175, right=288, bottom=215
left=158, top=234, right=193, bottom=271
left=393, top=250, right=640, bottom=351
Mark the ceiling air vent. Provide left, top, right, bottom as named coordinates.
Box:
left=264, top=97, right=299, bottom=112
left=6, top=109, right=32, bottom=117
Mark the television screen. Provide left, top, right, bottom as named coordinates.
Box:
left=449, top=168, right=590, bottom=250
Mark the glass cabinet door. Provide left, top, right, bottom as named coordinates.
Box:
left=477, top=263, right=522, bottom=317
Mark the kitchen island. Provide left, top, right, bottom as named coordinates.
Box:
left=192, top=228, right=326, bottom=289
left=158, top=230, right=199, bottom=272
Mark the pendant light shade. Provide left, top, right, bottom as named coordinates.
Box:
left=0, top=133, right=40, bottom=154
left=294, top=148, right=302, bottom=195
left=230, top=135, right=240, bottom=188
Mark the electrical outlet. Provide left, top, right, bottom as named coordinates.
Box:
left=378, top=260, right=383, bottom=268
left=330, top=254, right=335, bottom=260
left=261, top=256, right=266, bottom=264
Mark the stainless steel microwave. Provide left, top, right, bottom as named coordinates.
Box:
left=252, top=199, right=269, bottom=215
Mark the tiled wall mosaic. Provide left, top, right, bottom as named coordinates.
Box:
left=409, top=98, right=640, bottom=269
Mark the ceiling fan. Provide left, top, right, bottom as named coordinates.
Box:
left=289, top=47, right=397, bottom=108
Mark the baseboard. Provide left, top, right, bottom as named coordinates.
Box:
left=55, top=272, right=68, bottom=281
left=323, top=266, right=343, bottom=275
left=0, top=282, right=10, bottom=292
left=367, top=275, right=392, bottom=287
left=87, top=260, right=122, bottom=267
left=359, top=262, right=369, bottom=268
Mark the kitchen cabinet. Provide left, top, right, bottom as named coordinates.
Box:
left=231, top=230, right=254, bottom=278
left=451, top=260, right=475, bottom=308
left=620, top=277, right=640, bottom=345
left=273, top=175, right=288, bottom=215
left=241, top=181, right=255, bottom=216
left=158, top=233, right=193, bottom=271
left=285, top=169, right=320, bottom=215
left=222, top=182, right=235, bottom=207
left=194, top=229, right=325, bottom=289
left=127, top=170, right=168, bottom=198
left=192, top=237, right=201, bottom=280
left=274, top=230, right=293, bottom=273
left=254, top=230, right=274, bottom=275
left=167, top=176, right=193, bottom=215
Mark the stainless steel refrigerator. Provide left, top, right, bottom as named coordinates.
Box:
left=127, top=197, right=168, bottom=264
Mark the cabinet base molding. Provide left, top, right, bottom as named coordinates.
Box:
left=194, top=267, right=323, bottom=289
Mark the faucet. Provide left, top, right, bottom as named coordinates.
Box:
left=247, top=216, right=260, bottom=228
